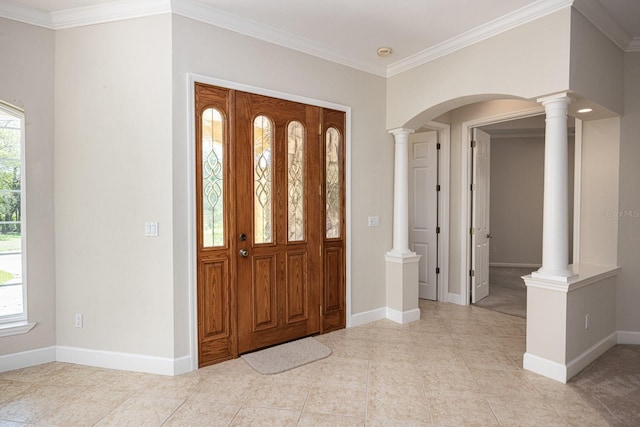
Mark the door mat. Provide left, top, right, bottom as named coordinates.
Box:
left=241, top=337, right=332, bottom=375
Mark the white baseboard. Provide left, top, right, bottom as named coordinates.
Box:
left=349, top=307, right=386, bottom=327
left=174, top=355, right=193, bottom=375
left=56, top=346, right=186, bottom=376
left=566, top=332, right=617, bottom=380
left=523, top=352, right=568, bottom=383
left=0, top=346, right=56, bottom=373
left=386, top=307, right=420, bottom=324
left=447, top=293, right=464, bottom=305
left=618, top=330, right=640, bottom=345
left=490, top=263, right=542, bottom=268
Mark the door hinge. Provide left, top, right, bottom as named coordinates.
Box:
left=436, top=184, right=441, bottom=192
left=436, top=226, right=441, bottom=234
left=319, top=124, right=322, bottom=136
left=471, top=140, right=477, bottom=148
left=437, top=142, right=441, bottom=150
left=436, top=267, right=440, bottom=274
left=319, top=184, right=322, bottom=196
left=470, top=227, right=475, bottom=235
left=470, top=269, right=475, bottom=277
left=320, top=305, right=323, bottom=317
left=320, top=245, right=323, bottom=257
left=470, top=184, right=476, bottom=191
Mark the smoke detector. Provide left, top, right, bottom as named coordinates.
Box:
left=377, top=47, right=393, bottom=57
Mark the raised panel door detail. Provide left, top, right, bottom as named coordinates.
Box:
left=252, top=255, right=277, bottom=331
left=285, top=252, right=308, bottom=323
left=324, top=247, right=344, bottom=312
left=199, top=259, right=230, bottom=339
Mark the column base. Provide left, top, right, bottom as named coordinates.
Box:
left=531, top=267, right=577, bottom=283
left=385, top=252, right=421, bottom=324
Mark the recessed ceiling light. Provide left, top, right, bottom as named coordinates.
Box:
left=377, top=47, right=393, bottom=57
left=577, top=108, right=593, bottom=113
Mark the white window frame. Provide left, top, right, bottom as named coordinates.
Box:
left=0, top=101, right=32, bottom=335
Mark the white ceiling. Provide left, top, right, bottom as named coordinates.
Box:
left=2, top=0, right=640, bottom=77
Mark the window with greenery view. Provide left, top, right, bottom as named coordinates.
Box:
left=0, top=102, right=25, bottom=323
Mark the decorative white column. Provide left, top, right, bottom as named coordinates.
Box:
left=385, top=128, right=420, bottom=324
left=532, top=93, right=575, bottom=281
left=388, top=128, right=414, bottom=256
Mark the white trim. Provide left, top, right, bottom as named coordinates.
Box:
left=0, top=1, right=51, bottom=28
left=447, top=293, right=464, bottom=305
left=0, top=346, right=55, bottom=373
left=386, top=307, right=421, bottom=324
left=524, top=264, right=619, bottom=293
left=387, top=0, right=573, bottom=76
left=617, top=331, right=640, bottom=345
left=187, top=74, right=352, bottom=369
left=56, top=346, right=180, bottom=376
left=628, top=37, right=640, bottom=52
left=0, top=321, right=36, bottom=338
left=566, top=331, right=617, bottom=380
left=523, top=352, right=568, bottom=383
left=50, top=0, right=170, bottom=29
left=349, top=307, right=387, bottom=328
left=460, top=106, right=546, bottom=306
left=489, top=263, right=542, bottom=268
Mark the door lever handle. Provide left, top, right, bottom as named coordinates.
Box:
left=487, top=234, right=493, bottom=239
left=239, top=249, right=249, bottom=257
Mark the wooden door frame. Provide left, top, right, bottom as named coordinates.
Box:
left=186, top=74, right=351, bottom=370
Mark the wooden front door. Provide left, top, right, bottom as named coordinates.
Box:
left=195, top=83, right=345, bottom=367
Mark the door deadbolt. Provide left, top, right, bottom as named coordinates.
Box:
left=239, top=233, right=247, bottom=241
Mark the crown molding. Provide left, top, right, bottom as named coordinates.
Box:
left=50, top=0, right=171, bottom=29
left=387, top=0, right=573, bottom=77
left=170, top=0, right=387, bottom=77
left=628, top=37, right=640, bottom=52
left=0, top=1, right=52, bottom=28
left=572, top=0, right=633, bottom=51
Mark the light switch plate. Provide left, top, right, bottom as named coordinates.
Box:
left=368, top=216, right=380, bottom=227
left=145, top=222, right=159, bottom=237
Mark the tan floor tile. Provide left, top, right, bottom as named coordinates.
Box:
left=314, top=356, right=369, bottom=384
left=550, top=398, right=611, bottom=427
left=0, top=381, right=32, bottom=405
left=486, top=397, right=566, bottom=427
left=0, top=363, right=68, bottom=384
left=369, top=342, right=417, bottom=363
left=471, top=369, right=539, bottom=398
left=460, top=349, right=520, bottom=371
left=229, top=407, right=298, bottom=426
left=93, top=395, right=184, bottom=427
left=163, top=399, right=240, bottom=426
left=421, top=366, right=479, bottom=393
left=0, top=385, right=82, bottom=423
left=428, top=391, right=498, bottom=426
left=368, top=361, right=423, bottom=389
left=190, top=374, right=257, bottom=404
left=369, top=328, right=413, bottom=345
left=304, top=381, right=366, bottom=417
left=298, top=411, right=364, bottom=426
left=142, top=374, right=199, bottom=399
left=366, top=420, right=431, bottom=427
left=326, top=339, right=370, bottom=360
left=371, top=319, right=412, bottom=330
left=409, top=331, right=456, bottom=347
left=243, top=377, right=311, bottom=410
left=366, top=384, right=430, bottom=423
left=35, top=388, right=129, bottom=427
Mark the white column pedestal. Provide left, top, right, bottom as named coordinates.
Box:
left=385, top=253, right=421, bottom=324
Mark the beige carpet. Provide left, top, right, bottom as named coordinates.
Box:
left=241, top=337, right=332, bottom=374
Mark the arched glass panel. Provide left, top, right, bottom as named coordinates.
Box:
left=287, top=121, right=305, bottom=241
left=254, top=115, right=273, bottom=244
left=201, top=108, right=225, bottom=247
left=325, top=127, right=341, bottom=238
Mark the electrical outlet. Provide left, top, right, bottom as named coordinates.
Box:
left=585, top=313, right=590, bottom=330
left=75, top=313, right=83, bottom=328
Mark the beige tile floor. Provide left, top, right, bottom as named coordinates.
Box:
left=0, top=300, right=624, bottom=426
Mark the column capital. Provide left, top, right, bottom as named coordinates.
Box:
left=536, top=92, right=573, bottom=106
left=388, top=127, right=415, bottom=138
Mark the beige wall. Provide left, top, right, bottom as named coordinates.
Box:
left=54, top=15, right=175, bottom=357
left=0, top=18, right=56, bottom=356
left=570, top=9, right=624, bottom=115
left=387, top=8, right=572, bottom=130
left=579, top=118, right=619, bottom=266
left=617, top=52, right=640, bottom=333
left=171, top=15, right=391, bottom=356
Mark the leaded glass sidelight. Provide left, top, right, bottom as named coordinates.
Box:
left=287, top=121, right=305, bottom=241
left=325, top=127, right=341, bottom=238
left=254, top=115, right=273, bottom=244
left=201, top=108, right=225, bottom=247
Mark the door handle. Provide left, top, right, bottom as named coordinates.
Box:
left=239, top=249, right=249, bottom=257
left=487, top=234, right=493, bottom=239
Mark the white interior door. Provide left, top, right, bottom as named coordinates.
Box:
left=409, top=131, right=438, bottom=300
left=471, top=128, right=490, bottom=303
